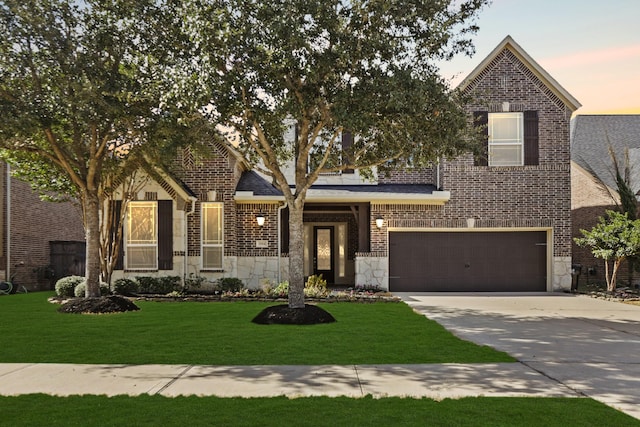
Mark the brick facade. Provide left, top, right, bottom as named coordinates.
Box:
left=2, top=163, right=85, bottom=291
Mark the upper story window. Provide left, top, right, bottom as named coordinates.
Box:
left=307, top=131, right=355, bottom=175
left=474, top=110, right=539, bottom=167
left=126, top=201, right=158, bottom=270
left=202, top=203, right=223, bottom=269
left=488, top=112, right=523, bottom=166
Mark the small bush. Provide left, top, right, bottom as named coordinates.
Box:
left=55, top=276, right=84, bottom=297
left=135, top=276, right=181, bottom=294
left=216, top=277, right=244, bottom=293
left=304, top=274, right=329, bottom=298
left=74, top=281, right=110, bottom=297
left=112, top=278, right=139, bottom=296
left=272, top=281, right=289, bottom=297
left=184, top=274, right=205, bottom=293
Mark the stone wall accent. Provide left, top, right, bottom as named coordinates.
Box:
left=553, top=256, right=572, bottom=292
left=355, top=253, right=388, bottom=290
left=236, top=256, right=282, bottom=289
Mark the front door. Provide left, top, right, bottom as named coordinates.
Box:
left=313, top=226, right=335, bottom=283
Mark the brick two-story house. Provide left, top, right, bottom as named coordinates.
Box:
left=110, top=36, right=580, bottom=293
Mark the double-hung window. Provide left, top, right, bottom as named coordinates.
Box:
left=488, top=112, right=524, bottom=166
left=126, top=201, right=158, bottom=270
left=202, top=203, right=223, bottom=269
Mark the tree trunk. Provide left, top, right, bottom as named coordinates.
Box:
left=83, top=190, right=102, bottom=298
left=609, top=258, right=622, bottom=292
left=287, top=201, right=305, bottom=309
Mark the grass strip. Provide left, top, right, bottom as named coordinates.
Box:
left=1, top=395, right=637, bottom=427
left=0, top=292, right=512, bottom=365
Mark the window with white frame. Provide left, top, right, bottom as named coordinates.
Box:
left=488, top=112, right=524, bottom=166
left=126, top=201, right=158, bottom=269
left=202, top=203, right=223, bottom=269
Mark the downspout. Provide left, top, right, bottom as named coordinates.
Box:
left=436, top=157, right=441, bottom=190
left=183, top=196, right=197, bottom=288
left=277, top=201, right=288, bottom=285
left=5, top=164, right=10, bottom=282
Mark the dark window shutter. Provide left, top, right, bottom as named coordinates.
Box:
left=473, top=111, right=489, bottom=166
left=158, top=200, right=173, bottom=270
left=524, top=110, right=539, bottom=166
left=341, top=131, right=354, bottom=174
left=113, top=200, right=124, bottom=270
left=280, top=207, right=289, bottom=254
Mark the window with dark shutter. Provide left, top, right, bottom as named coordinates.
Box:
left=112, top=200, right=124, bottom=270
left=158, top=200, right=173, bottom=270
left=473, top=111, right=489, bottom=166
left=524, top=110, right=539, bottom=166
left=341, top=131, right=354, bottom=174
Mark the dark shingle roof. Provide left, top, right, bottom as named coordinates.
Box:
left=236, top=170, right=283, bottom=196
left=571, top=115, right=640, bottom=191
left=235, top=170, right=440, bottom=198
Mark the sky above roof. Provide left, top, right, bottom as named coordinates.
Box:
left=438, top=0, right=640, bottom=115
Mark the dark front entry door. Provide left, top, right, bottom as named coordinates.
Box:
left=313, top=226, right=335, bottom=283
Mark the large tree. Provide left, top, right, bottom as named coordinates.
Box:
left=177, top=0, right=488, bottom=308
left=0, top=0, right=199, bottom=297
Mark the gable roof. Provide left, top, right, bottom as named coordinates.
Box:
left=458, top=35, right=581, bottom=112
left=571, top=114, right=640, bottom=193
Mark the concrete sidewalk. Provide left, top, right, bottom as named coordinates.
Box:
left=0, top=362, right=578, bottom=399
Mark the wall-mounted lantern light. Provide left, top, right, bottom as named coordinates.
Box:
left=375, top=216, right=384, bottom=229
left=256, top=213, right=266, bottom=227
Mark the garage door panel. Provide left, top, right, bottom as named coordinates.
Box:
left=389, top=231, right=547, bottom=292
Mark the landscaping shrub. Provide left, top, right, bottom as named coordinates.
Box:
left=112, top=278, right=139, bottom=296
left=216, top=277, right=244, bottom=293
left=135, top=276, right=181, bottom=294
left=184, top=275, right=205, bottom=293
left=272, top=281, right=289, bottom=297
left=74, top=281, right=110, bottom=297
left=55, top=276, right=84, bottom=297
left=304, top=274, right=329, bottom=298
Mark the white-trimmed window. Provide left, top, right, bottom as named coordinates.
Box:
left=126, top=201, right=158, bottom=270
left=488, top=112, right=524, bottom=166
left=202, top=203, right=223, bottom=269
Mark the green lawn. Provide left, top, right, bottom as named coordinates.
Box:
left=0, top=292, right=512, bottom=365
left=1, top=395, right=638, bottom=426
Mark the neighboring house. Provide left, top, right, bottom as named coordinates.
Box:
left=1, top=163, right=85, bottom=291
left=571, top=114, right=640, bottom=286
left=110, top=36, right=580, bottom=293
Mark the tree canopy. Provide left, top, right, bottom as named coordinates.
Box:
left=0, top=0, right=205, bottom=296
left=175, top=0, right=488, bottom=307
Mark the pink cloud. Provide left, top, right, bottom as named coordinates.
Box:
left=540, top=44, right=640, bottom=69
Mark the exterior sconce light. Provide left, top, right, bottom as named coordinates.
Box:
left=256, top=213, right=265, bottom=227
left=375, top=216, right=384, bottom=229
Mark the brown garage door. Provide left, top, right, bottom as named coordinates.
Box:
left=389, top=231, right=547, bottom=292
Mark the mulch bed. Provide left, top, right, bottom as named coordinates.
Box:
left=251, top=304, right=336, bottom=325
left=56, top=296, right=140, bottom=314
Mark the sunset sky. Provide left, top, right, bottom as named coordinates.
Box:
left=438, top=0, right=640, bottom=115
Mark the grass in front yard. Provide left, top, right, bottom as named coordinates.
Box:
left=1, top=395, right=638, bottom=427
left=0, top=292, right=512, bottom=365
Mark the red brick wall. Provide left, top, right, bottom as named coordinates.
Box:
left=3, top=163, right=85, bottom=291
left=368, top=47, right=572, bottom=262
left=445, top=47, right=573, bottom=258
left=173, top=143, right=240, bottom=260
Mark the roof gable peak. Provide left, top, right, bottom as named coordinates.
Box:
left=458, top=35, right=581, bottom=112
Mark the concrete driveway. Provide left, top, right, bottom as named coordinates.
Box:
left=397, top=293, right=640, bottom=420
